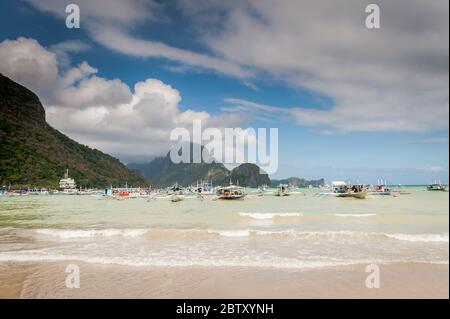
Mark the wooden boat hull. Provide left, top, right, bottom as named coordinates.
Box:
left=427, top=186, right=447, bottom=191
left=336, top=192, right=367, bottom=199
left=275, top=192, right=290, bottom=197
left=170, top=194, right=183, bottom=202
left=217, top=194, right=246, bottom=200
left=369, top=191, right=391, bottom=196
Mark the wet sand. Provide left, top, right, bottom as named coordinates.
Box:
left=0, top=262, right=448, bottom=298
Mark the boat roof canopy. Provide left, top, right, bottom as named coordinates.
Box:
left=331, top=181, right=347, bottom=186
left=220, top=185, right=243, bottom=190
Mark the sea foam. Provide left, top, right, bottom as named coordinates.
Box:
left=36, top=228, right=148, bottom=239
left=0, top=251, right=447, bottom=269
left=33, top=228, right=449, bottom=243
left=238, top=212, right=303, bottom=219
left=385, top=233, right=449, bottom=243
left=333, top=213, right=377, bottom=218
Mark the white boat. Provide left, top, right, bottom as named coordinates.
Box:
left=251, top=185, right=274, bottom=196
left=78, top=189, right=102, bottom=196
left=103, top=183, right=151, bottom=199
left=28, top=188, right=49, bottom=195
left=59, top=169, right=78, bottom=195
left=427, top=182, right=447, bottom=192
left=334, top=182, right=367, bottom=199
left=335, top=190, right=367, bottom=199
left=5, top=190, right=28, bottom=196
left=216, top=182, right=246, bottom=200
left=316, top=181, right=367, bottom=199
left=191, top=180, right=215, bottom=196
left=147, top=183, right=204, bottom=202
left=369, top=179, right=392, bottom=196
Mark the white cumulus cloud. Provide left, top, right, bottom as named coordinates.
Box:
left=0, top=37, right=244, bottom=160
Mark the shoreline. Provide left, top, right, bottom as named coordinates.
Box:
left=1, top=261, right=448, bottom=299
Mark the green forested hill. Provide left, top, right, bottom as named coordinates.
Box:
left=270, top=177, right=325, bottom=188
left=229, top=163, right=270, bottom=188
left=0, top=73, right=148, bottom=189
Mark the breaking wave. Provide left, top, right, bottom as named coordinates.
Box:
left=30, top=228, right=449, bottom=243
left=385, top=233, right=449, bottom=243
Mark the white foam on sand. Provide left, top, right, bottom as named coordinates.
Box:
left=385, top=233, right=449, bottom=243
left=238, top=212, right=303, bottom=219
left=0, top=250, right=447, bottom=269
left=207, top=229, right=252, bottom=237
left=35, top=228, right=148, bottom=239
left=333, top=213, right=377, bottom=218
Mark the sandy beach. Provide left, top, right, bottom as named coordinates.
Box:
left=0, top=261, right=448, bottom=299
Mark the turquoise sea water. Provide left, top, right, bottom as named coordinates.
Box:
left=0, top=187, right=448, bottom=269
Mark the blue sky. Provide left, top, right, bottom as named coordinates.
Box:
left=0, top=0, right=448, bottom=184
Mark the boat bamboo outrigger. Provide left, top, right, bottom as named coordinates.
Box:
left=147, top=183, right=205, bottom=202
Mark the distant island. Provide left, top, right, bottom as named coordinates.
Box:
left=270, top=177, right=325, bottom=188
left=128, top=146, right=271, bottom=188
left=0, top=74, right=147, bottom=189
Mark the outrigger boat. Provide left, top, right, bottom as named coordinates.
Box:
left=257, top=184, right=304, bottom=197
left=257, top=184, right=269, bottom=194
left=191, top=180, right=215, bottom=196
left=169, top=183, right=184, bottom=202
left=147, top=192, right=201, bottom=202
left=427, top=181, right=447, bottom=192
left=371, top=185, right=391, bottom=195
left=148, top=183, right=203, bottom=202
left=334, top=182, right=367, bottom=199
left=369, top=179, right=392, bottom=196
left=28, top=188, right=49, bottom=195
left=275, top=184, right=290, bottom=196
left=315, top=181, right=367, bottom=199
left=4, top=190, right=28, bottom=196
left=104, top=183, right=150, bottom=199
left=252, top=185, right=273, bottom=196
left=216, top=182, right=246, bottom=200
